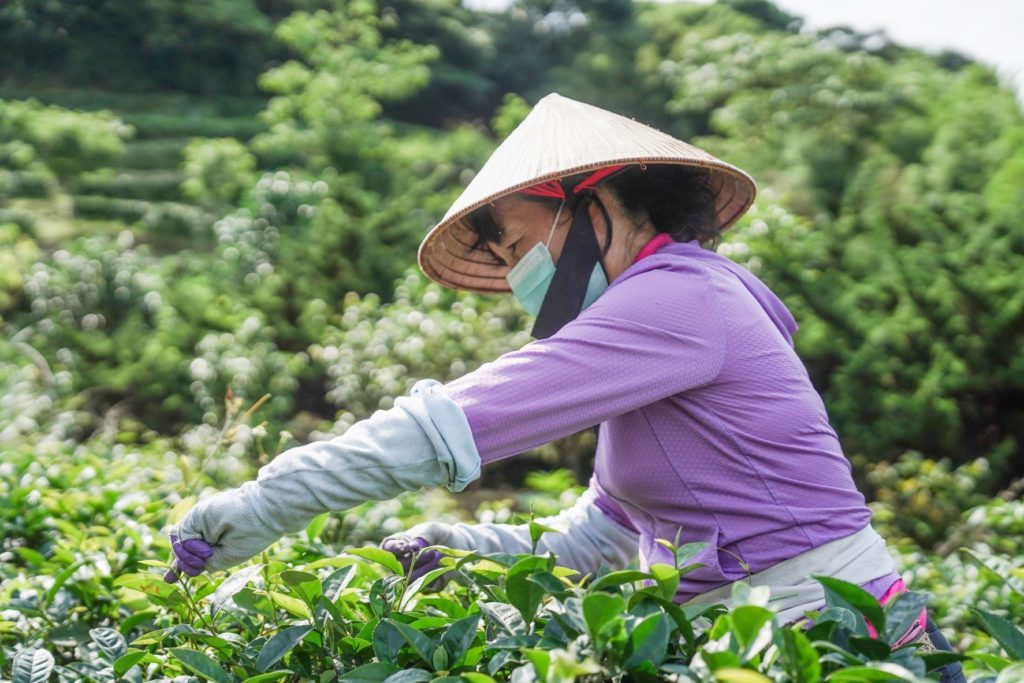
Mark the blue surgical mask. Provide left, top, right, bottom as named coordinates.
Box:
left=505, top=201, right=608, bottom=316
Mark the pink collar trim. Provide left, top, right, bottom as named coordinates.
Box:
left=632, top=233, right=674, bottom=264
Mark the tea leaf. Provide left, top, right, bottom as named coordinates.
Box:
left=849, top=635, right=892, bottom=660
left=624, top=612, right=670, bottom=669
left=713, top=669, right=772, bottom=682
left=256, top=625, right=312, bottom=671
left=506, top=556, right=549, bottom=623
left=401, top=565, right=454, bottom=609
left=89, top=627, right=128, bottom=661
left=338, top=662, right=400, bottom=682
left=242, top=672, right=293, bottom=683
left=209, top=564, right=264, bottom=610
left=972, top=652, right=1011, bottom=672
left=382, top=670, right=432, bottom=683
left=972, top=607, right=1024, bottom=660
left=582, top=592, right=625, bottom=642
left=323, top=564, right=358, bottom=601
left=477, top=601, right=527, bottom=636
left=281, top=569, right=323, bottom=605
left=169, top=647, right=232, bottom=683
left=306, top=511, right=330, bottom=542
left=265, top=590, right=312, bottom=619
left=528, top=521, right=558, bottom=551
left=113, top=649, right=149, bottom=677
left=675, top=542, right=708, bottom=568
left=440, top=613, right=481, bottom=667
left=458, top=674, right=498, bottom=683
left=779, top=627, right=821, bottom=683
left=648, top=563, right=681, bottom=602
left=826, top=662, right=923, bottom=681
left=589, top=570, right=651, bottom=591
left=12, top=648, right=55, bottom=683
left=816, top=575, right=885, bottom=636
left=730, top=605, right=774, bottom=658
left=431, top=644, right=449, bottom=671
left=918, top=651, right=966, bottom=670
left=115, top=573, right=182, bottom=600
left=15, top=547, right=47, bottom=568
left=373, top=619, right=405, bottom=664
left=347, top=547, right=405, bottom=575
left=386, top=619, right=437, bottom=665
left=43, top=560, right=85, bottom=605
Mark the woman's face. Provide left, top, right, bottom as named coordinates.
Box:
left=485, top=189, right=656, bottom=282
left=487, top=195, right=570, bottom=269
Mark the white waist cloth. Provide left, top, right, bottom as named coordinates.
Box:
left=681, top=524, right=897, bottom=625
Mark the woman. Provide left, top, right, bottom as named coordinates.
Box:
left=167, top=94, right=964, bottom=680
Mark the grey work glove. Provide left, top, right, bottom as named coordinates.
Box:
left=167, top=380, right=480, bottom=577
left=381, top=483, right=640, bottom=580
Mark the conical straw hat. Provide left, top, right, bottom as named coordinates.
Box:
left=418, top=93, right=757, bottom=293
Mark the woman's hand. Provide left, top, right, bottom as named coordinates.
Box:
left=380, top=532, right=445, bottom=582
left=164, top=485, right=281, bottom=582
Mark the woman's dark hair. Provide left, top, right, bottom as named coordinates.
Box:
left=466, top=164, right=722, bottom=262
left=602, top=164, right=721, bottom=246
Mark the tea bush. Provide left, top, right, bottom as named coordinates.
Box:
left=0, top=99, right=131, bottom=178
left=3, top=0, right=1024, bottom=679
left=2, top=426, right=1024, bottom=682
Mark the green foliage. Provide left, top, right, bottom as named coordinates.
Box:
left=0, top=0, right=283, bottom=95
left=8, top=430, right=1018, bottom=681
left=252, top=0, right=437, bottom=172
left=0, top=98, right=131, bottom=177
left=182, top=138, right=259, bottom=209
left=74, top=169, right=186, bottom=202
left=2, top=0, right=1024, bottom=677
left=861, top=452, right=991, bottom=549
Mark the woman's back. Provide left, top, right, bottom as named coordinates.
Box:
left=591, top=241, right=872, bottom=599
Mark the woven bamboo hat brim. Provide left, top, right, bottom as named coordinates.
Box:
left=418, top=93, right=757, bottom=293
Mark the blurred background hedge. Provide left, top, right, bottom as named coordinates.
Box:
left=1, top=0, right=1022, bottom=540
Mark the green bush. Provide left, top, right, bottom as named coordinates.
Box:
left=73, top=169, right=186, bottom=202
left=123, top=113, right=266, bottom=140
left=860, top=452, right=993, bottom=549
left=181, top=138, right=258, bottom=209
left=0, top=98, right=132, bottom=177
left=118, top=138, right=191, bottom=170
left=0, top=168, right=55, bottom=198
left=5, top=434, right=1022, bottom=682
left=71, top=194, right=151, bottom=222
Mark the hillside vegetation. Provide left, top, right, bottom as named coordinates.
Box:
left=1, top=0, right=1022, bottom=680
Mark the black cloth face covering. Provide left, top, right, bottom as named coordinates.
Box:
left=532, top=192, right=610, bottom=339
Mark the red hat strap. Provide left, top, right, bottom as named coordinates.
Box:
left=519, top=164, right=627, bottom=200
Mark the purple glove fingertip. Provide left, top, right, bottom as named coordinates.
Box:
left=382, top=536, right=439, bottom=579
left=166, top=532, right=214, bottom=582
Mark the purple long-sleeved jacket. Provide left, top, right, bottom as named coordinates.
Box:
left=444, top=240, right=882, bottom=602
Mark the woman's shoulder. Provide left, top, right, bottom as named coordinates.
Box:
left=597, top=241, right=798, bottom=344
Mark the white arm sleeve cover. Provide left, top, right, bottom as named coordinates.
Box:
left=403, top=480, right=640, bottom=576
left=177, top=379, right=481, bottom=571
left=252, top=379, right=482, bottom=535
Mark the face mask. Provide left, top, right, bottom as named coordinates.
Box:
left=505, top=201, right=608, bottom=316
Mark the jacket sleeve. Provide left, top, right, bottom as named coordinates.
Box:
left=443, top=265, right=727, bottom=463
left=402, top=476, right=640, bottom=575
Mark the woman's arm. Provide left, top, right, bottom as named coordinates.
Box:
left=168, top=379, right=481, bottom=576
left=383, top=476, right=640, bottom=578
